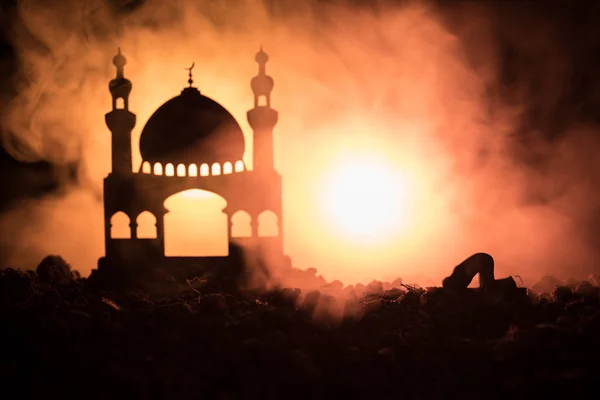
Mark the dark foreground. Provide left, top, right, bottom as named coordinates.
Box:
left=1, top=263, right=600, bottom=400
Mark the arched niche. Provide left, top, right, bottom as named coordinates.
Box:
left=110, top=211, right=131, bottom=239
left=141, top=161, right=151, bottom=174
left=163, top=189, right=228, bottom=256
left=223, top=162, right=233, bottom=174
left=136, top=211, right=157, bottom=239
left=200, top=163, right=209, bottom=176
left=258, top=210, right=279, bottom=237
left=231, top=210, right=252, bottom=238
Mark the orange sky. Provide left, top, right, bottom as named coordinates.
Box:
left=0, top=0, right=598, bottom=287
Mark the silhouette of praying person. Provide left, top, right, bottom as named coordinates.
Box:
left=442, top=252, right=496, bottom=290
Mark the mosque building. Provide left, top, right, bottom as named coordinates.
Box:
left=97, top=47, right=288, bottom=279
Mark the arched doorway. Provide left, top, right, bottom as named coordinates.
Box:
left=163, top=189, right=228, bottom=257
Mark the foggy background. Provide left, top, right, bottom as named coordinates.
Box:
left=1, top=0, right=600, bottom=287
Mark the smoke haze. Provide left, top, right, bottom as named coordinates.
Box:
left=1, top=0, right=600, bottom=288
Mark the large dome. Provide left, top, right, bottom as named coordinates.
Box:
left=139, top=87, right=245, bottom=165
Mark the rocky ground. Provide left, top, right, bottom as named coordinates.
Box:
left=1, top=257, right=600, bottom=399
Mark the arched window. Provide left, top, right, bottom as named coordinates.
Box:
left=110, top=211, right=131, bottom=239
left=176, top=164, right=186, bottom=176
left=141, top=161, right=151, bottom=174
left=165, top=163, right=175, bottom=176
left=258, top=210, right=279, bottom=237
left=223, top=162, right=233, bottom=174
left=231, top=211, right=252, bottom=238
left=136, top=211, right=157, bottom=239
left=234, top=160, right=244, bottom=172
left=153, top=163, right=163, bottom=175
left=211, top=163, right=221, bottom=175
left=188, top=164, right=198, bottom=177
left=200, top=163, right=209, bottom=176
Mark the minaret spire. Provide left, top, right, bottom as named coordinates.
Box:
left=109, top=47, right=132, bottom=111
left=106, top=48, right=136, bottom=176
left=247, top=46, right=278, bottom=172
left=250, top=46, right=274, bottom=107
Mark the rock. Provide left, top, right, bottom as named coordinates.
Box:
left=301, top=290, right=321, bottom=313
left=484, top=277, right=519, bottom=305
left=365, top=280, right=384, bottom=295
left=270, top=288, right=300, bottom=308
left=36, top=255, right=74, bottom=286
left=575, top=281, right=598, bottom=297
left=588, top=274, right=600, bottom=287
left=390, top=277, right=404, bottom=289
left=420, top=287, right=442, bottom=308
left=0, top=268, right=32, bottom=302
left=581, top=313, right=600, bottom=336
left=566, top=278, right=580, bottom=290
left=553, top=286, right=574, bottom=304
left=530, top=275, right=563, bottom=295
left=198, top=293, right=230, bottom=317
left=397, top=290, right=421, bottom=308
left=354, top=284, right=366, bottom=297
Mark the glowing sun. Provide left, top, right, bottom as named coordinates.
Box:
left=319, top=154, right=410, bottom=245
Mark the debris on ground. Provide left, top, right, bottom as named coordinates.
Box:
left=1, top=258, right=599, bottom=398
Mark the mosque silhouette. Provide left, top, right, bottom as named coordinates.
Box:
left=96, top=47, right=289, bottom=280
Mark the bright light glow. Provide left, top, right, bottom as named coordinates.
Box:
left=319, top=153, right=410, bottom=245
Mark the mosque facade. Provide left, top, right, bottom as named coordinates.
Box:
left=97, top=47, right=287, bottom=278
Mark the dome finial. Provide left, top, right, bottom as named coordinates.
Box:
left=255, top=46, right=269, bottom=65
left=185, top=62, right=195, bottom=87
left=113, top=47, right=127, bottom=71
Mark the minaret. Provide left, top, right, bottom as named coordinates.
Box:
left=105, top=48, right=136, bottom=175
left=247, top=46, right=278, bottom=172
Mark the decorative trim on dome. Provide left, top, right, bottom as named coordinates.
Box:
left=139, top=160, right=246, bottom=176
